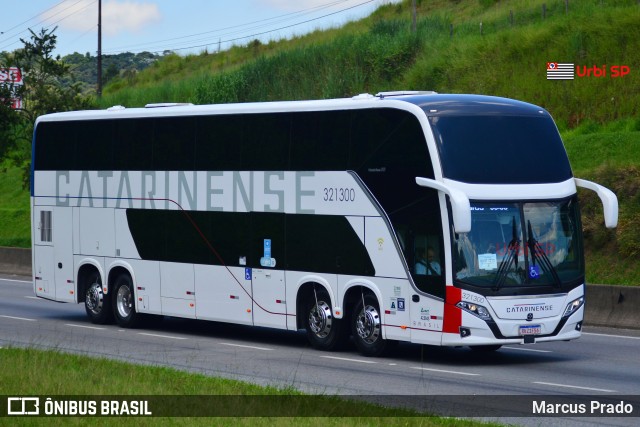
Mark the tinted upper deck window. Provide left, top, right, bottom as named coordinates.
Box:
left=429, top=115, right=572, bottom=184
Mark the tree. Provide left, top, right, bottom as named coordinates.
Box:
left=15, top=28, right=93, bottom=120
left=1, top=27, right=93, bottom=187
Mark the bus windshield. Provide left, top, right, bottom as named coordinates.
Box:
left=452, top=197, right=583, bottom=290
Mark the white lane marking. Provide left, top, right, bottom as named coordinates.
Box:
left=583, top=332, right=640, bottom=340
left=66, top=323, right=106, bottom=331
left=220, top=342, right=273, bottom=351
left=138, top=332, right=187, bottom=340
left=534, top=382, right=616, bottom=393
left=0, top=315, right=37, bottom=322
left=0, top=278, right=31, bottom=284
left=320, top=355, right=377, bottom=364
left=503, top=346, right=552, bottom=353
left=411, top=367, right=480, bottom=376
left=24, top=296, right=41, bottom=300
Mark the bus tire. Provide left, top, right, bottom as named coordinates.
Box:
left=84, top=270, right=113, bottom=324
left=351, top=293, right=389, bottom=357
left=112, top=273, right=140, bottom=328
left=305, top=288, right=346, bottom=351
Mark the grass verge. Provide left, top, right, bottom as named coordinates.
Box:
left=0, top=166, right=30, bottom=247
left=0, top=347, right=490, bottom=426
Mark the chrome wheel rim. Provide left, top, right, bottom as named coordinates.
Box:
left=308, top=300, right=332, bottom=338
left=116, top=284, right=132, bottom=318
left=356, top=305, right=381, bottom=344
left=86, top=281, right=103, bottom=315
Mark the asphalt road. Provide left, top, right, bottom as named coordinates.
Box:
left=1, top=275, right=639, bottom=425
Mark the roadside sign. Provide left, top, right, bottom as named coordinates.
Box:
left=0, top=67, right=23, bottom=85
left=0, top=67, right=24, bottom=109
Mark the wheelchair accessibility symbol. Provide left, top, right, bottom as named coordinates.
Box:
left=529, top=265, right=540, bottom=279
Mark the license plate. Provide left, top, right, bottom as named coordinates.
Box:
left=519, top=325, right=541, bottom=335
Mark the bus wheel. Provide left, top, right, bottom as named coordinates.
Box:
left=352, top=293, right=389, bottom=357
left=470, top=345, right=502, bottom=352
left=305, top=288, right=345, bottom=351
left=112, top=273, right=140, bottom=328
left=84, top=271, right=113, bottom=324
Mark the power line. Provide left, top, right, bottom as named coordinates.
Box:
left=0, top=0, right=66, bottom=36
left=105, top=0, right=375, bottom=55
left=104, top=0, right=347, bottom=54
left=0, top=0, right=96, bottom=52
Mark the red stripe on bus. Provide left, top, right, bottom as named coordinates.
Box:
left=443, top=286, right=462, bottom=333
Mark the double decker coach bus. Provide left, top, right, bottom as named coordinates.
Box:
left=31, top=92, right=618, bottom=356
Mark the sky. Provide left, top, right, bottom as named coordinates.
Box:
left=0, top=0, right=400, bottom=58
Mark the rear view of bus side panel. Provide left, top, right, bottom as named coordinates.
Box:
left=32, top=202, right=75, bottom=303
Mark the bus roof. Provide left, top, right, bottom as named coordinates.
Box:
left=34, top=93, right=550, bottom=124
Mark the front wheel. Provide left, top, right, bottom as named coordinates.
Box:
left=84, top=271, right=113, bottom=324
left=112, top=273, right=141, bottom=328
left=351, top=293, right=391, bottom=357
left=305, top=287, right=346, bottom=351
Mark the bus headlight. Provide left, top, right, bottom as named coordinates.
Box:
left=456, top=301, right=493, bottom=321
left=563, top=296, right=584, bottom=318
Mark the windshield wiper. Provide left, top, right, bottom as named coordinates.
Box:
left=527, top=220, right=562, bottom=288
left=493, top=216, right=519, bottom=291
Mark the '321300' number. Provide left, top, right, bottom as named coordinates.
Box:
left=323, top=187, right=355, bottom=202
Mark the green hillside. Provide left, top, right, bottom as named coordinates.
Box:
left=1, top=0, right=638, bottom=284
left=98, top=0, right=639, bottom=129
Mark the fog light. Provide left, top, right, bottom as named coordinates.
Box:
left=575, top=321, right=582, bottom=331
left=460, top=327, right=471, bottom=338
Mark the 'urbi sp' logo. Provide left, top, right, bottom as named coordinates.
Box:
left=547, top=62, right=631, bottom=80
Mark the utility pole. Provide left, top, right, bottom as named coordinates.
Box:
left=97, top=0, right=102, bottom=97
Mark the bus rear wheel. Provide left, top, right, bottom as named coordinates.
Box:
left=305, top=288, right=346, bottom=351
left=351, top=293, right=390, bottom=357
left=112, top=273, right=141, bottom=328
left=84, top=271, right=113, bottom=324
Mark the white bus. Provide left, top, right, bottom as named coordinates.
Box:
left=31, top=92, right=618, bottom=356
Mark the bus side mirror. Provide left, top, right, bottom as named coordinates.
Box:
left=575, top=178, right=618, bottom=228
left=415, top=177, right=471, bottom=233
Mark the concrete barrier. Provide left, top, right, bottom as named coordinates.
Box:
left=584, top=284, right=640, bottom=330
left=0, top=246, right=31, bottom=277
left=0, top=247, right=637, bottom=329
